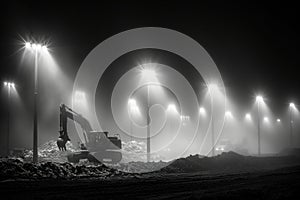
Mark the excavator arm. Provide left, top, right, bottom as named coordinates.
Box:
left=57, top=104, right=93, bottom=151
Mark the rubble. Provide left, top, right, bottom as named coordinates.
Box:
left=23, top=140, right=79, bottom=163
left=161, top=151, right=300, bottom=173
left=0, top=158, right=126, bottom=181
left=121, top=140, right=166, bottom=163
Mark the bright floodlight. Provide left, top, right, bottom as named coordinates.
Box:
left=25, top=42, right=31, bottom=49
left=42, top=45, right=48, bottom=51
left=256, top=95, right=263, bottom=102
left=289, top=102, right=296, bottom=109
left=180, top=115, right=190, bottom=121
left=167, top=104, right=178, bottom=113
left=263, top=116, right=269, bottom=123
left=128, top=98, right=137, bottom=106
left=24, top=42, right=48, bottom=52
left=36, top=44, right=42, bottom=50
left=141, top=68, right=156, bottom=80
left=225, top=111, right=232, bottom=118
left=277, top=118, right=281, bottom=122
left=4, top=81, right=15, bottom=88
left=199, top=107, right=206, bottom=115
left=245, top=113, right=251, bottom=120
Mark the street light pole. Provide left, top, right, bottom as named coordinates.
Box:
left=256, top=96, right=263, bottom=156
left=7, top=85, right=11, bottom=156
left=211, top=104, right=215, bottom=157
left=25, top=42, right=48, bottom=163
left=33, top=48, right=39, bottom=163
left=209, top=87, right=215, bottom=157
left=289, top=103, right=295, bottom=147
left=146, top=85, right=150, bottom=162
left=4, top=82, right=14, bottom=156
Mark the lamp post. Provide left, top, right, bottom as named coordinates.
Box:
left=141, top=68, right=156, bottom=162
left=208, top=84, right=218, bottom=157
left=289, top=103, right=296, bottom=147
left=25, top=42, right=48, bottom=163
left=3, top=82, right=15, bottom=156
left=256, top=95, right=263, bottom=156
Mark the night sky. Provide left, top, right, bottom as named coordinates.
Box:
left=0, top=1, right=299, bottom=154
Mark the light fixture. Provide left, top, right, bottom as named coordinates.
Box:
left=256, top=95, right=263, bottom=102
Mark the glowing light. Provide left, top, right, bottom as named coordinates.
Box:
left=141, top=67, right=157, bottom=81
left=263, top=116, right=269, bottom=123
left=245, top=113, right=251, bottom=120
left=225, top=111, right=232, bottom=118
left=167, top=104, right=178, bottom=113
left=42, top=45, right=48, bottom=51
left=256, top=95, right=263, bottom=102
left=128, top=98, right=140, bottom=116
left=199, top=107, right=206, bottom=116
left=4, top=82, right=15, bottom=88
left=36, top=44, right=42, bottom=50
left=25, top=42, right=31, bottom=49
left=289, top=102, right=296, bottom=109
left=277, top=118, right=281, bottom=122
left=24, top=42, right=48, bottom=52
left=128, top=98, right=137, bottom=106
left=207, top=83, right=218, bottom=92
left=180, top=115, right=190, bottom=121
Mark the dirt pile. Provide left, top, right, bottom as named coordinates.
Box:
left=0, top=158, right=126, bottom=181
left=121, top=140, right=166, bottom=163
left=162, top=151, right=300, bottom=173
left=23, top=140, right=79, bottom=163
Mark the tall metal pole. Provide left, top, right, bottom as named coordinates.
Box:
left=211, top=107, right=215, bottom=157
left=211, top=90, right=215, bottom=157
left=33, top=49, right=38, bottom=163
left=7, top=86, right=11, bottom=156
left=146, top=85, right=150, bottom=162
left=130, top=111, right=133, bottom=141
left=257, top=101, right=261, bottom=156
left=289, top=106, right=293, bottom=147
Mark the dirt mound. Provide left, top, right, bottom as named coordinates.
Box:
left=278, top=148, right=300, bottom=157
left=0, top=158, right=126, bottom=181
left=161, top=151, right=300, bottom=173
left=23, top=140, right=79, bottom=163
left=121, top=140, right=166, bottom=163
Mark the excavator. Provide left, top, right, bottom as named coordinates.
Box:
left=57, top=104, right=122, bottom=163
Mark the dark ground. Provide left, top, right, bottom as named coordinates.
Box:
left=1, top=165, right=300, bottom=200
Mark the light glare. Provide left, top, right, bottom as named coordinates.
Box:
left=225, top=111, right=232, bottom=118
left=289, top=102, right=296, bottom=109
left=25, top=42, right=31, bottom=49
left=128, top=98, right=137, bottom=106
left=199, top=107, right=206, bottom=115
left=256, top=95, right=263, bottom=102
left=167, top=104, right=178, bottom=113
left=36, top=44, right=42, bottom=50
left=245, top=113, right=251, bottom=120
